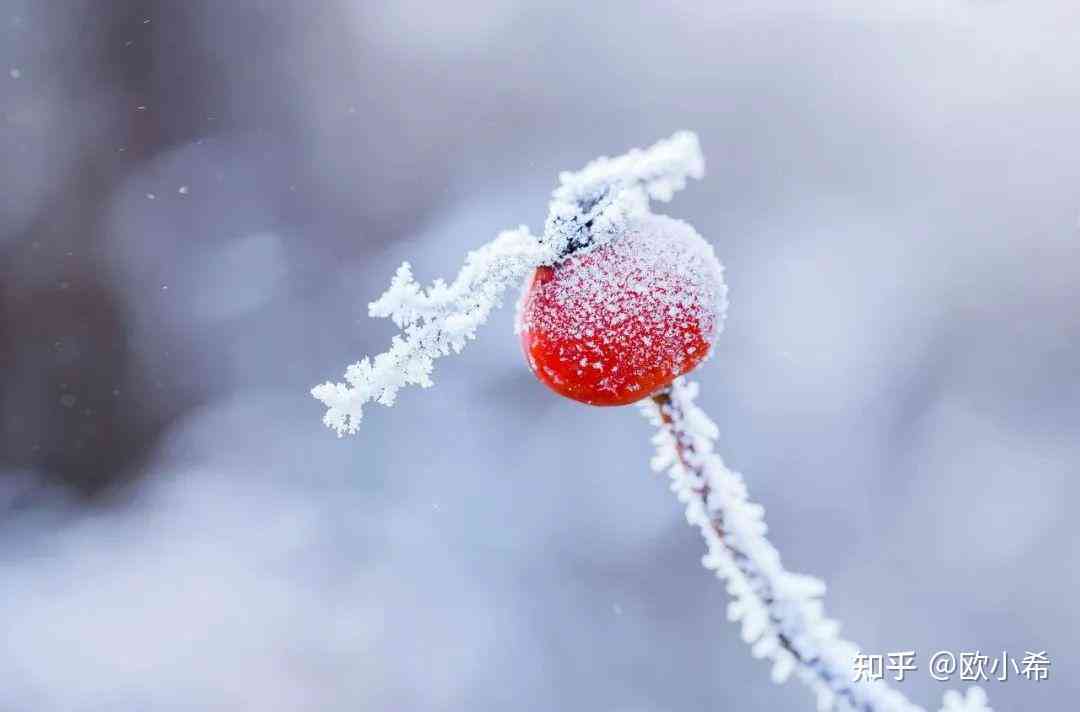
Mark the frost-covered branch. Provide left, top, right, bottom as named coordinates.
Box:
left=312, top=226, right=550, bottom=435
left=543, top=130, right=705, bottom=255
left=312, top=132, right=706, bottom=435
left=643, top=379, right=993, bottom=712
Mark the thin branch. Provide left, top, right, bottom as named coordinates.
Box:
left=643, top=379, right=990, bottom=712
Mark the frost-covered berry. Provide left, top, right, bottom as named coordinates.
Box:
left=518, top=214, right=727, bottom=406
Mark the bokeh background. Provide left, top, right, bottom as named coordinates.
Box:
left=1, top=1, right=1077, bottom=710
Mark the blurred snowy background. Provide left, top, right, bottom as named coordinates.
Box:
left=1, top=1, right=1077, bottom=710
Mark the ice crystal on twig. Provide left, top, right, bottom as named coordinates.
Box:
left=312, top=132, right=706, bottom=434
left=312, top=226, right=548, bottom=435
left=543, top=130, right=704, bottom=256
left=643, top=379, right=990, bottom=712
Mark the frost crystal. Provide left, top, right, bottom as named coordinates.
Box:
left=543, top=130, right=705, bottom=256
left=312, top=132, right=706, bottom=434
left=642, top=379, right=990, bottom=712
left=312, top=226, right=549, bottom=435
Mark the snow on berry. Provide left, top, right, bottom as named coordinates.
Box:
left=312, top=132, right=707, bottom=434
left=518, top=213, right=727, bottom=405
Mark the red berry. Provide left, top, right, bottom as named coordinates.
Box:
left=518, top=215, right=726, bottom=406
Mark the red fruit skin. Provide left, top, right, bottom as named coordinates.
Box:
left=518, top=224, right=721, bottom=406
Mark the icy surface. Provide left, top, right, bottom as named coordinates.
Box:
left=312, top=132, right=707, bottom=434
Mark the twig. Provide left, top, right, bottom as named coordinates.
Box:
left=642, top=379, right=989, bottom=712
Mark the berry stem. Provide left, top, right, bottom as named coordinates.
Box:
left=643, top=380, right=983, bottom=712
